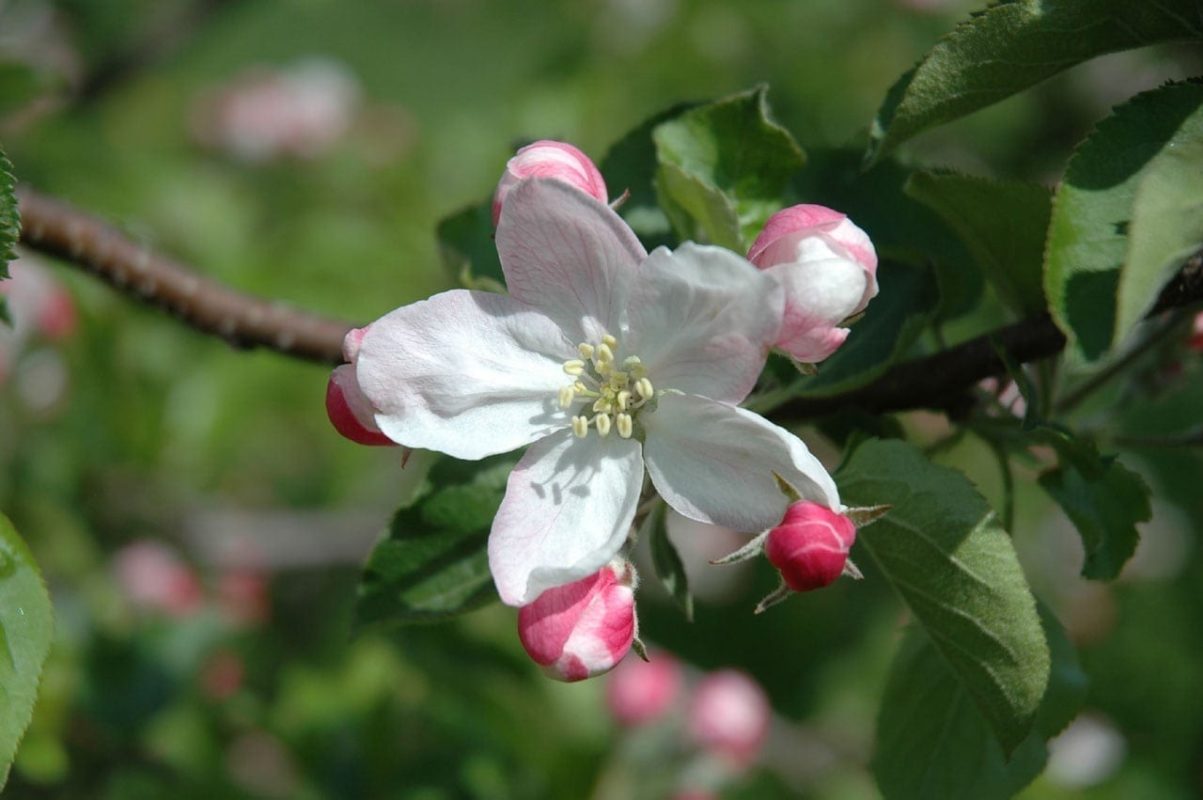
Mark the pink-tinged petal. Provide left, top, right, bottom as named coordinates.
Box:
left=326, top=364, right=394, bottom=446
left=489, top=430, right=643, bottom=606
left=765, top=501, right=857, bottom=591
left=766, top=258, right=866, bottom=363
left=496, top=179, right=646, bottom=345
left=493, top=140, right=608, bottom=225
left=626, top=243, right=784, bottom=405
left=605, top=650, right=682, bottom=726
left=642, top=394, right=839, bottom=532
left=688, top=670, right=771, bottom=764
left=356, top=289, right=574, bottom=460
left=517, top=562, right=636, bottom=682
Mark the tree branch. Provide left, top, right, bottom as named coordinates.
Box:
left=17, top=187, right=353, bottom=364
left=15, top=187, right=1203, bottom=415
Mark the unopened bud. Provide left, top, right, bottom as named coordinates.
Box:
left=517, top=561, right=637, bottom=682
left=687, top=669, right=770, bottom=765
left=764, top=501, right=857, bottom=592
left=326, top=364, right=394, bottom=446
left=492, top=140, right=608, bottom=225
left=747, top=205, right=878, bottom=364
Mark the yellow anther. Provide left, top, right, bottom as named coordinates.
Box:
left=616, top=413, right=633, bottom=439
left=636, top=377, right=655, bottom=400
left=578, top=342, right=595, bottom=359
left=572, top=416, right=589, bottom=438
left=592, top=398, right=611, bottom=413
left=596, top=413, right=612, bottom=437
left=558, top=385, right=576, bottom=409
left=602, top=334, right=618, bottom=348
left=596, top=343, right=614, bottom=364
left=623, top=355, right=642, bottom=368
left=617, top=390, right=631, bottom=411
left=563, top=359, right=585, bottom=376
left=574, top=380, right=589, bottom=393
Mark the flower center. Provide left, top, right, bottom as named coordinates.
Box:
left=558, top=334, right=656, bottom=439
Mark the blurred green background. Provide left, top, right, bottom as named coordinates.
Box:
left=2, top=0, right=1202, bottom=797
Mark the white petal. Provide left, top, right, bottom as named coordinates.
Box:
left=626, top=244, right=783, bottom=405
left=489, top=430, right=643, bottom=606
left=642, top=393, right=839, bottom=531
left=495, top=179, right=646, bottom=345
left=357, top=289, right=574, bottom=460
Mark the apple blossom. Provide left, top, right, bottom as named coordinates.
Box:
left=687, top=669, right=770, bottom=765
left=764, top=501, right=857, bottom=592
left=492, top=140, right=608, bottom=225
left=0, top=258, right=77, bottom=383
left=605, top=649, right=682, bottom=725
left=747, top=204, right=878, bottom=364
left=518, top=560, right=636, bottom=682
left=353, top=178, right=841, bottom=605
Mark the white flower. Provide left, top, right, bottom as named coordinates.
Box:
left=355, top=179, right=840, bottom=605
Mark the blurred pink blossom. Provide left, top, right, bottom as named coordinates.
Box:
left=605, top=649, right=681, bottom=726
left=687, top=669, right=771, bottom=765
left=0, top=257, right=77, bottom=384
left=217, top=569, right=272, bottom=627
left=113, top=540, right=205, bottom=618
left=193, top=59, right=361, bottom=162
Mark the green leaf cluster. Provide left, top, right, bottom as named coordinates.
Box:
left=355, top=455, right=515, bottom=629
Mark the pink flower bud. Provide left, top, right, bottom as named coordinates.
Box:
left=747, top=205, right=878, bottom=364
left=113, top=540, right=205, bottom=618
left=492, top=140, right=608, bottom=226
left=764, top=501, right=856, bottom=592
left=687, top=670, right=770, bottom=765
left=326, top=326, right=394, bottom=446
left=605, top=650, right=681, bottom=726
left=517, top=561, right=636, bottom=682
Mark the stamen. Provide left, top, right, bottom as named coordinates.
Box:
left=563, top=359, right=585, bottom=376
left=578, top=343, right=595, bottom=359
left=572, top=416, right=589, bottom=438
left=616, top=390, right=631, bottom=411
left=558, top=385, right=576, bottom=409
left=623, top=356, right=642, bottom=369
left=602, top=334, right=618, bottom=348
left=596, top=343, right=614, bottom=364
left=616, top=413, right=633, bottom=439
left=636, top=377, right=654, bottom=400
left=596, top=413, right=612, bottom=437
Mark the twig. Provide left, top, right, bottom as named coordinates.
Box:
left=17, top=187, right=353, bottom=364
left=15, top=188, right=1203, bottom=411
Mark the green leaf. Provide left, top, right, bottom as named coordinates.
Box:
left=0, top=513, right=55, bottom=790
left=906, top=172, right=1049, bottom=318
left=1045, top=82, right=1203, bottom=361
left=874, top=604, right=1086, bottom=800
left=1033, top=428, right=1151, bottom=580
left=1114, top=139, right=1203, bottom=345
left=867, top=0, right=1203, bottom=162
left=794, top=149, right=982, bottom=320
left=653, top=86, right=804, bottom=250
left=355, top=455, right=515, bottom=628
left=436, top=199, right=505, bottom=290
left=783, top=259, right=939, bottom=398
left=601, top=103, right=694, bottom=251
left=0, top=143, right=18, bottom=324
left=641, top=502, right=692, bottom=621
left=837, top=439, right=1049, bottom=755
